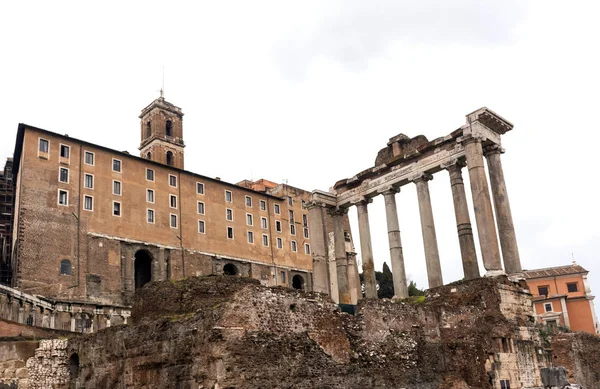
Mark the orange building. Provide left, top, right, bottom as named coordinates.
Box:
left=524, top=263, right=599, bottom=334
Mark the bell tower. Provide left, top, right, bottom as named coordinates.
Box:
left=139, top=93, right=185, bottom=169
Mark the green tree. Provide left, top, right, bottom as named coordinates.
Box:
left=377, top=262, right=394, bottom=298
left=408, top=280, right=425, bottom=296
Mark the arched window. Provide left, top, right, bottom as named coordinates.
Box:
left=60, top=259, right=72, bottom=275
left=166, top=120, right=172, bottom=137
left=146, top=121, right=151, bottom=138
left=292, top=275, right=305, bottom=290
left=166, top=151, right=174, bottom=166
left=146, top=152, right=152, bottom=160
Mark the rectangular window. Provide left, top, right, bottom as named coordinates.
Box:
left=196, top=182, right=204, bottom=195
left=169, top=174, right=177, bottom=187
left=261, top=217, right=268, bottom=229
left=84, top=151, right=94, bottom=165
left=247, top=231, right=254, bottom=244
left=39, top=138, right=49, bottom=153
left=58, top=190, right=68, bottom=206
left=538, top=286, right=549, bottom=296
left=113, top=180, right=122, bottom=196
left=276, top=237, right=283, bottom=249
left=276, top=221, right=282, bottom=232
left=170, top=214, right=178, bottom=228
left=59, top=167, right=69, bottom=183
left=83, top=195, right=93, bottom=211
left=112, top=158, right=121, bottom=172
left=301, top=200, right=306, bottom=210
left=305, top=244, right=311, bottom=255
left=260, top=200, right=266, bottom=211
left=60, top=144, right=70, bottom=159
left=290, top=224, right=296, bottom=235
left=303, top=227, right=309, bottom=239
left=287, top=196, right=293, bottom=206
left=227, top=226, right=234, bottom=239
left=274, top=204, right=280, bottom=214
left=197, top=201, right=205, bottom=215
left=147, top=209, right=155, bottom=223
left=84, top=173, right=93, bottom=189
left=245, top=195, right=252, bottom=207
left=147, top=189, right=154, bottom=203
left=567, top=283, right=578, bottom=293
left=225, top=190, right=232, bottom=203
left=146, top=169, right=154, bottom=181
left=500, top=379, right=511, bottom=389
left=226, top=208, right=233, bottom=221
left=289, top=210, right=294, bottom=223
left=246, top=213, right=253, bottom=226
left=281, top=271, right=286, bottom=284
left=291, top=240, right=297, bottom=252
left=262, top=234, right=269, bottom=247
left=170, top=194, right=177, bottom=209
left=113, top=201, right=121, bottom=216
left=544, top=303, right=552, bottom=312
left=302, top=214, right=308, bottom=227
left=198, top=220, right=205, bottom=234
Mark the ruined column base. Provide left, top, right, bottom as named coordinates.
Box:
left=484, top=269, right=506, bottom=278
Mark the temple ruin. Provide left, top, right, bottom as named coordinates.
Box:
left=309, top=107, right=522, bottom=306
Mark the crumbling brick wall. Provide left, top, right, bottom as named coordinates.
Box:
left=551, top=332, right=600, bottom=388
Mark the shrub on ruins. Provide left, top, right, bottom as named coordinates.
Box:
left=408, top=280, right=425, bottom=297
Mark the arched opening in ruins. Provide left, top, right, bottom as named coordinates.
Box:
left=166, top=119, right=173, bottom=136
left=134, top=250, right=152, bottom=290
left=69, top=353, right=79, bottom=381
left=292, top=275, right=305, bottom=290
left=223, top=263, right=238, bottom=276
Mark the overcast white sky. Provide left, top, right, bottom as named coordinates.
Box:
left=1, top=1, right=599, bottom=296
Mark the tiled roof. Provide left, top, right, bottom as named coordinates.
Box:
left=523, top=264, right=588, bottom=279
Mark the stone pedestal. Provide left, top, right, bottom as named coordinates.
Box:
left=414, top=174, right=443, bottom=288
left=463, top=137, right=503, bottom=273
left=381, top=188, right=408, bottom=298
left=356, top=200, right=377, bottom=299
left=484, top=146, right=522, bottom=274
left=445, top=161, right=480, bottom=279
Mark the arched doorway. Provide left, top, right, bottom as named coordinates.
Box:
left=292, top=275, right=305, bottom=290
left=223, top=263, right=238, bottom=276
left=134, top=250, right=152, bottom=290
left=69, top=353, right=79, bottom=382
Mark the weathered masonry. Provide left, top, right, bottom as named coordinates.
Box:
left=309, top=107, right=523, bottom=305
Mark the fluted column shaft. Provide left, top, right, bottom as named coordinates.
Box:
left=382, top=188, right=408, bottom=298
left=446, top=162, right=480, bottom=279
left=484, top=146, right=522, bottom=274
left=331, top=208, right=352, bottom=305
left=356, top=200, right=377, bottom=299
left=463, top=138, right=503, bottom=272
left=414, top=175, right=443, bottom=288
left=307, top=203, right=330, bottom=294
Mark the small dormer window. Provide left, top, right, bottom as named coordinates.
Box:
left=146, top=121, right=151, bottom=138
left=166, top=120, right=173, bottom=137
left=166, top=151, right=174, bottom=166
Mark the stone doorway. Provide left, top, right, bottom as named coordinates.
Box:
left=292, top=275, right=305, bottom=290
left=223, top=263, right=238, bottom=276
left=134, top=250, right=153, bottom=290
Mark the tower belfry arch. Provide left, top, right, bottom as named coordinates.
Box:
left=309, top=107, right=522, bottom=307
left=138, top=95, right=185, bottom=169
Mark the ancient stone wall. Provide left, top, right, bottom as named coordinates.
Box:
left=551, top=332, right=600, bottom=389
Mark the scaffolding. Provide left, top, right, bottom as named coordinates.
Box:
left=0, top=158, right=14, bottom=285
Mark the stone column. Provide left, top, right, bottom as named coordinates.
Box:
left=307, top=202, right=330, bottom=295
left=463, top=137, right=503, bottom=273
left=355, top=199, right=377, bottom=299
left=444, top=161, right=480, bottom=279
left=381, top=187, right=408, bottom=298
left=347, top=253, right=359, bottom=304
left=484, top=145, right=522, bottom=274
left=330, top=208, right=352, bottom=305
left=414, top=174, right=443, bottom=288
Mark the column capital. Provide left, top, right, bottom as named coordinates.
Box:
left=458, top=134, right=485, bottom=146
left=327, top=206, right=349, bottom=217
left=306, top=200, right=327, bottom=211
left=483, top=144, right=505, bottom=157
left=378, top=185, right=400, bottom=196
left=411, top=172, right=433, bottom=184
left=441, top=159, right=466, bottom=173
left=352, top=197, right=373, bottom=207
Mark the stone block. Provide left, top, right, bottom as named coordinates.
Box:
left=14, top=368, right=28, bottom=378
left=540, top=367, right=570, bottom=387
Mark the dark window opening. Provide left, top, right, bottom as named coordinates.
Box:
left=292, top=275, right=305, bottom=290
left=538, top=286, right=549, bottom=296
left=166, top=120, right=173, bottom=136
left=567, top=282, right=578, bottom=293
left=223, top=263, right=238, bottom=276
left=60, top=145, right=70, bottom=158
left=147, top=152, right=152, bottom=160
left=500, top=379, right=510, bottom=389
left=60, top=259, right=72, bottom=275
left=69, top=353, right=79, bottom=382
left=134, top=250, right=153, bottom=290
left=166, top=151, right=174, bottom=166
left=146, top=121, right=152, bottom=138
